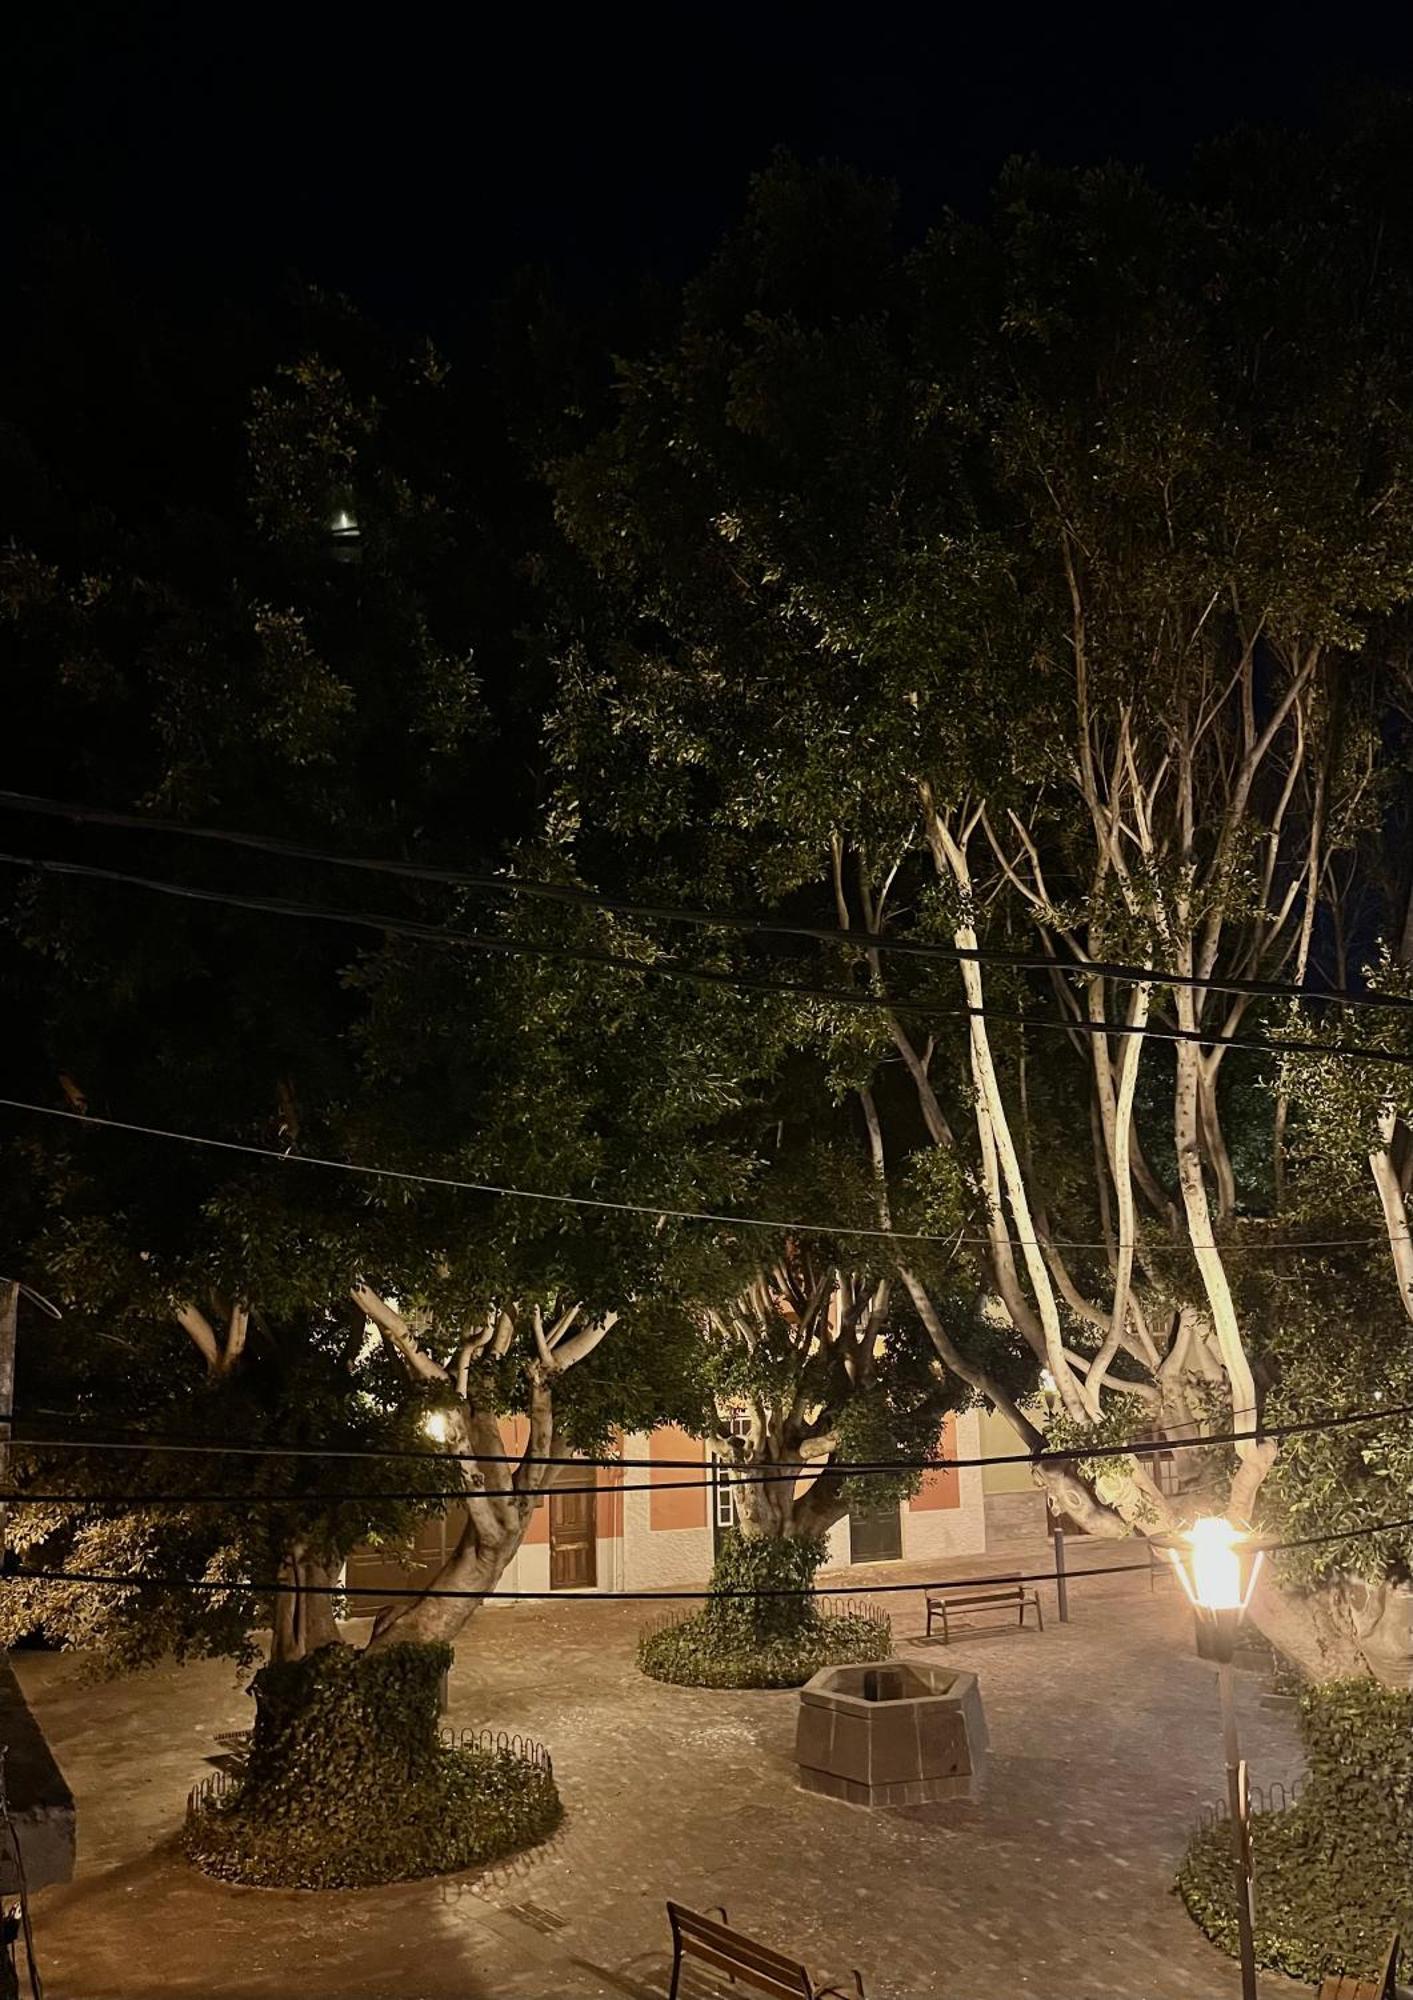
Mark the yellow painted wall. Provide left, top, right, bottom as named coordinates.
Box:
left=978, top=1403, right=1040, bottom=1495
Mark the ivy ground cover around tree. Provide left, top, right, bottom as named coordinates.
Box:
left=1177, top=1678, right=1413, bottom=1984
left=183, top=1641, right=562, bottom=1888
left=638, top=1531, right=892, bottom=1688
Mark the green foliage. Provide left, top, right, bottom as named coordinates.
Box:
left=639, top=1609, right=893, bottom=1691
left=705, top=1530, right=830, bottom=1644
left=1243, top=1235, right=1413, bottom=1587
left=638, top=1531, right=892, bottom=1687
left=1178, top=1677, right=1413, bottom=1982
left=183, top=1641, right=561, bottom=1888
left=0, top=1279, right=452, bottom=1672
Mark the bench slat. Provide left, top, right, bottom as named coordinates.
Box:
left=672, top=1909, right=805, bottom=1971
left=680, top=1928, right=810, bottom=1980
left=680, top=1939, right=810, bottom=1998
left=930, top=1589, right=1026, bottom=1606
left=668, top=1904, right=814, bottom=1999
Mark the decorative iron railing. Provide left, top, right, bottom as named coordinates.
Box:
left=187, top=1721, right=552, bottom=1819
left=439, top=1724, right=553, bottom=1775
left=1194, top=1772, right=1305, bottom=1834
left=186, top=1765, right=241, bottom=1820
left=639, top=1592, right=892, bottom=1641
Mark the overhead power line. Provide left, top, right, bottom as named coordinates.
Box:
left=6, top=846, right=1404, bottom=1068
left=10, top=1510, right=1413, bottom=1605
left=0, top=1094, right=1396, bottom=1253
left=0, top=1554, right=1182, bottom=1601
left=3, top=786, right=1410, bottom=1018
left=9, top=1396, right=1407, bottom=1474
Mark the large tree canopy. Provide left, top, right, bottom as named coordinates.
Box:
left=549, top=124, right=1413, bottom=1680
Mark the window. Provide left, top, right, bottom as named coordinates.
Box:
left=711, top=1414, right=752, bottom=1542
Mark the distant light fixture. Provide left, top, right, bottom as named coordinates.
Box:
left=422, top=1409, right=452, bottom=1445
left=329, top=505, right=361, bottom=564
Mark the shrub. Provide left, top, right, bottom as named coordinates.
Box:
left=639, top=1606, right=893, bottom=1689
left=704, top=1530, right=832, bottom=1645
left=183, top=1640, right=562, bottom=1889
left=1177, top=1676, right=1413, bottom=1984
left=639, top=1536, right=892, bottom=1687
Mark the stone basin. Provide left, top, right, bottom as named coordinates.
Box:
left=795, top=1659, right=988, bottom=1808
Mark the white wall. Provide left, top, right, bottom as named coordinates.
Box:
left=621, top=1476, right=714, bottom=1588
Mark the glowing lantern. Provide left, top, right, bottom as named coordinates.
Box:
left=1159, top=1515, right=1264, bottom=1661
left=329, top=504, right=361, bottom=563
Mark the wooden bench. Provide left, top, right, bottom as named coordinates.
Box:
left=666, top=1901, right=867, bottom=2000
left=925, top=1573, right=1043, bottom=1643
left=1318, top=1931, right=1402, bottom=2000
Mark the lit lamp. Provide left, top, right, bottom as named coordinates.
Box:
left=1158, top=1517, right=1265, bottom=2000
left=422, top=1409, right=452, bottom=1445
left=329, top=504, right=361, bottom=564
left=1165, top=1514, right=1264, bottom=1662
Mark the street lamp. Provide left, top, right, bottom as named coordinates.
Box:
left=422, top=1409, right=452, bottom=1445
left=329, top=504, right=361, bottom=563
left=1159, top=1516, right=1265, bottom=2000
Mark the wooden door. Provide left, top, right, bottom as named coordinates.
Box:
left=848, top=1500, right=903, bottom=1564
left=549, top=1480, right=597, bottom=1589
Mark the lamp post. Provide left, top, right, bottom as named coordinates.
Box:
left=1160, top=1517, right=1265, bottom=2000
left=1036, top=1370, right=1073, bottom=1622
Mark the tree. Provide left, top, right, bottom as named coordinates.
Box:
left=550, top=137, right=1413, bottom=1680
left=0, top=267, right=536, bottom=1664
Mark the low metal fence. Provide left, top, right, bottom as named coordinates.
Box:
left=187, top=1721, right=552, bottom=1821
left=1194, top=1772, right=1304, bottom=1834
left=186, top=1765, right=241, bottom=1821
left=439, top=1724, right=554, bottom=1776
left=639, top=1592, right=891, bottom=1643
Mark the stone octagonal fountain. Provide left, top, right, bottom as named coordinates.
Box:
left=794, top=1661, right=988, bottom=1808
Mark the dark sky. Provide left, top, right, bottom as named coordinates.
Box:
left=9, top=7, right=1413, bottom=327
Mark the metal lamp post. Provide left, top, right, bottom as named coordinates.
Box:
left=1159, top=1517, right=1265, bottom=2000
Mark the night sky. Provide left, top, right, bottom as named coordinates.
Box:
left=8, top=9, right=1413, bottom=326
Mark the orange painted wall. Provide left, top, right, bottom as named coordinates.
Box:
left=596, top=1460, right=624, bottom=1540
left=649, top=1426, right=708, bottom=1529
left=910, top=1414, right=961, bottom=1511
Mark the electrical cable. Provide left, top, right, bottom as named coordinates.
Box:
left=7, top=1510, right=1412, bottom=1604
left=4, top=786, right=1411, bottom=1019
left=7, top=1396, right=1407, bottom=1475
left=0, top=1095, right=1396, bottom=1253
left=1, top=848, right=1406, bottom=1068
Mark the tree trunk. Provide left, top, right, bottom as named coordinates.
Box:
left=363, top=1390, right=541, bottom=1655
left=0, top=1279, right=15, bottom=1562
left=727, top=1450, right=849, bottom=1545
left=269, top=1545, right=343, bottom=1662
left=364, top=1536, right=516, bottom=1648
left=1249, top=1572, right=1413, bottom=1686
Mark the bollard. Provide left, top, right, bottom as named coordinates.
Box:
left=1053, top=1527, right=1070, bottom=1623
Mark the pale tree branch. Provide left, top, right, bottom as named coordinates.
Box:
left=1370, top=1104, right=1413, bottom=1327
left=350, top=1283, right=449, bottom=1386
left=175, top=1304, right=221, bottom=1373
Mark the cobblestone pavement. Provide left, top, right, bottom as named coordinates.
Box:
left=14, top=1546, right=1312, bottom=1999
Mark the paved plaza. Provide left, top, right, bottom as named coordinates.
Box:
left=14, top=1549, right=1310, bottom=1999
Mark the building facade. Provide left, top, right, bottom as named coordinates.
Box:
left=347, top=1410, right=986, bottom=1608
